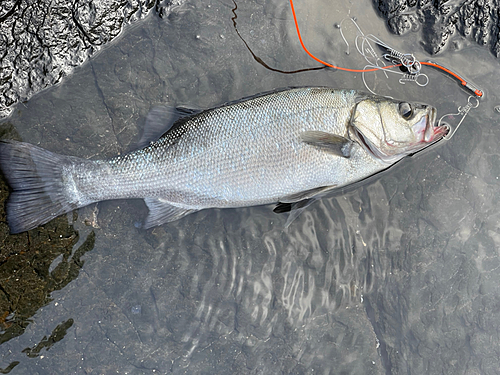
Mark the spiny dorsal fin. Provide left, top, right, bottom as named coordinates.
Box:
left=137, top=106, right=202, bottom=149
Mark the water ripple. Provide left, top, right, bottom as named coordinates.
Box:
left=125, top=179, right=399, bottom=372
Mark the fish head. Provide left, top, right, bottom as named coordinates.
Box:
left=350, top=96, right=448, bottom=163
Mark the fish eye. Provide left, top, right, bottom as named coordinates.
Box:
left=398, top=102, right=413, bottom=120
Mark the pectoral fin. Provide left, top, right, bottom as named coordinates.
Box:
left=301, top=131, right=353, bottom=158
left=143, top=197, right=196, bottom=228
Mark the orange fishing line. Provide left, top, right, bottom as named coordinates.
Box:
left=289, top=0, right=399, bottom=72
left=289, top=0, right=483, bottom=97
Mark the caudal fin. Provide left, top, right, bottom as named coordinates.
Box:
left=0, top=140, right=80, bottom=233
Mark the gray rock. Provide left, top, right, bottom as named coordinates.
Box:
left=0, top=0, right=186, bottom=119
left=374, top=0, right=500, bottom=57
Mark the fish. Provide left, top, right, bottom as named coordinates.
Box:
left=0, top=87, right=447, bottom=234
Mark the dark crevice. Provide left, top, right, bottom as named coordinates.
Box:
left=0, top=0, right=22, bottom=23
left=364, top=295, right=392, bottom=374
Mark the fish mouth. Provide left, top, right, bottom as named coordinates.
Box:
left=421, top=107, right=448, bottom=144
left=430, top=124, right=449, bottom=141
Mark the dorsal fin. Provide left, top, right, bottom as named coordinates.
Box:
left=137, top=106, right=202, bottom=149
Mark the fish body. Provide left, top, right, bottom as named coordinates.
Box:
left=0, top=87, right=447, bottom=233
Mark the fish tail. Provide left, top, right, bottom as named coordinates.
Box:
left=0, top=140, right=82, bottom=233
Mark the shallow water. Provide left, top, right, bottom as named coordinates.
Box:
left=1, top=0, right=500, bottom=373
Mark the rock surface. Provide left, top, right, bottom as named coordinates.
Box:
left=0, top=0, right=186, bottom=119
left=374, top=0, right=500, bottom=57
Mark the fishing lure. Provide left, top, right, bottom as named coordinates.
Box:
left=288, top=0, right=483, bottom=140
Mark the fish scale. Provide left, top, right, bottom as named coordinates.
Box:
left=87, top=88, right=363, bottom=206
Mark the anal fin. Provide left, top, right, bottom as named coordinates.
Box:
left=143, top=197, right=196, bottom=228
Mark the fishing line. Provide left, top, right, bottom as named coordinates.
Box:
left=228, top=0, right=482, bottom=140
left=289, top=0, right=483, bottom=97
left=289, top=0, right=400, bottom=73
left=230, top=0, right=326, bottom=74
left=288, top=0, right=484, bottom=139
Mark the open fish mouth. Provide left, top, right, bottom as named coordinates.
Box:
left=430, top=123, right=449, bottom=141
left=407, top=106, right=449, bottom=148
left=414, top=107, right=447, bottom=144
left=422, top=107, right=448, bottom=143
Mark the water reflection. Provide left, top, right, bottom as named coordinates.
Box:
left=74, top=180, right=401, bottom=372
left=0, top=124, right=96, bottom=372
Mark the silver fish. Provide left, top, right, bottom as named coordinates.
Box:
left=0, top=87, right=447, bottom=233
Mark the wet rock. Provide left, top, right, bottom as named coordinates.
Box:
left=388, top=13, right=420, bottom=35
left=374, top=0, right=500, bottom=58
left=0, top=0, right=186, bottom=119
